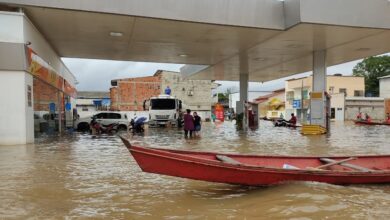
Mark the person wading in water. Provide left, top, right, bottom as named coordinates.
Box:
left=183, top=109, right=194, bottom=138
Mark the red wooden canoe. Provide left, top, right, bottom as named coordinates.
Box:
left=119, top=136, right=390, bottom=185
left=354, top=120, right=390, bottom=126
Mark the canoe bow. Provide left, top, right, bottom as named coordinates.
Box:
left=119, top=135, right=132, bottom=151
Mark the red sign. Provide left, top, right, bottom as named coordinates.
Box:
left=215, top=103, right=224, bottom=122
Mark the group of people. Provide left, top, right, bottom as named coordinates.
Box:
left=183, top=109, right=202, bottom=138
left=356, top=112, right=372, bottom=122
left=356, top=112, right=390, bottom=124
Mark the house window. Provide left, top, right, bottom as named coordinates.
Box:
left=286, top=91, right=294, bottom=101
left=329, top=86, right=334, bottom=94
left=339, top=88, right=347, bottom=96
left=302, top=90, right=309, bottom=99
left=354, top=90, right=364, bottom=97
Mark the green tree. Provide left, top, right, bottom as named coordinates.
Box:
left=217, top=93, right=229, bottom=102
left=352, top=55, right=390, bottom=96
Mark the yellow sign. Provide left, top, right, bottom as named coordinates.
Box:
left=311, top=92, right=323, bottom=99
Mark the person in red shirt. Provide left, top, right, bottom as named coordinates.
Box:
left=356, top=112, right=362, bottom=120
left=288, top=113, right=297, bottom=125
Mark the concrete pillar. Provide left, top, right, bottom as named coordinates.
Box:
left=310, top=50, right=328, bottom=127
left=238, top=73, right=249, bottom=114
left=0, top=71, right=34, bottom=145
left=237, top=54, right=249, bottom=115
left=313, top=50, right=326, bottom=92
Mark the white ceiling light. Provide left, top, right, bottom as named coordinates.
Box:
left=110, top=32, right=123, bottom=37
left=286, top=44, right=302, bottom=49
left=356, top=48, right=370, bottom=52
left=179, top=54, right=188, bottom=57
left=254, top=57, right=267, bottom=61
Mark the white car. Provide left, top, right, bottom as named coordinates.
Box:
left=76, top=112, right=129, bottom=132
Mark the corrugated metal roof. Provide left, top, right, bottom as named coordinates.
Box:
left=77, top=91, right=109, bottom=99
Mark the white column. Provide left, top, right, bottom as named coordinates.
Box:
left=238, top=73, right=248, bottom=114
left=0, top=71, right=34, bottom=145
left=237, top=54, right=249, bottom=115
left=310, top=50, right=327, bottom=127
left=313, top=50, right=326, bottom=92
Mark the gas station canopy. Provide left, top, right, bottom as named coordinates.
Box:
left=1, top=0, right=389, bottom=82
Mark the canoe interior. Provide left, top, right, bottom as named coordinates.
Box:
left=133, top=146, right=390, bottom=172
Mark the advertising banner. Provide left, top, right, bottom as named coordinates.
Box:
left=26, top=47, right=77, bottom=98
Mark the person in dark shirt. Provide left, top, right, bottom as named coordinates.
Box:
left=193, top=112, right=202, bottom=137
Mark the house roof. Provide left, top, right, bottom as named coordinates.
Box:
left=254, top=88, right=285, bottom=103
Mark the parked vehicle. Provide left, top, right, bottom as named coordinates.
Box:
left=76, top=112, right=129, bottom=132
left=148, top=95, right=182, bottom=127
left=90, top=116, right=119, bottom=134
left=34, top=111, right=49, bottom=132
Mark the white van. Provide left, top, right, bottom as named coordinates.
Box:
left=148, top=95, right=181, bottom=127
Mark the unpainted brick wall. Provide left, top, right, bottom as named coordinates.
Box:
left=33, top=78, right=59, bottom=111
left=110, top=75, right=161, bottom=111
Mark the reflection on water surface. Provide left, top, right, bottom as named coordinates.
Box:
left=0, top=121, right=389, bottom=219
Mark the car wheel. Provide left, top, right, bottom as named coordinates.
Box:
left=77, top=122, right=90, bottom=132
left=118, top=125, right=127, bottom=131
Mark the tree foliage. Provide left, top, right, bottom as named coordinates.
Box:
left=217, top=93, right=229, bottom=102
left=352, top=55, right=390, bottom=96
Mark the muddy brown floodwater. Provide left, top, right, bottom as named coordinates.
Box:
left=1, top=121, right=390, bottom=219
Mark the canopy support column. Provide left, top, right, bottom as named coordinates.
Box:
left=310, top=50, right=330, bottom=129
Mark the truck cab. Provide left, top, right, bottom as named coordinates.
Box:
left=148, top=95, right=181, bottom=127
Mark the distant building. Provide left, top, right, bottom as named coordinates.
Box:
left=110, top=70, right=218, bottom=119
left=285, top=74, right=365, bottom=122
left=76, top=91, right=110, bottom=117
left=253, top=89, right=285, bottom=118
left=229, top=91, right=271, bottom=113
left=158, top=70, right=219, bottom=115
left=344, top=97, right=385, bottom=120
left=110, top=75, right=161, bottom=111
left=379, top=75, right=390, bottom=117
left=379, top=75, right=390, bottom=98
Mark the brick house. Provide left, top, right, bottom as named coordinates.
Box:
left=110, top=75, right=162, bottom=111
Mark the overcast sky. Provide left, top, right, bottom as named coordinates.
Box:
left=62, top=58, right=362, bottom=93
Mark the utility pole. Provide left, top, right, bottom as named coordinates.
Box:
left=301, top=79, right=304, bottom=123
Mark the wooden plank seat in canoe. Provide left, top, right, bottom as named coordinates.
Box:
left=216, top=155, right=377, bottom=172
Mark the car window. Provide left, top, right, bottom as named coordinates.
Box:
left=108, top=113, right=121, bottom=119
left=96, top=113, right=107, bottom=119
left=43, top=114, right=50, bottom=120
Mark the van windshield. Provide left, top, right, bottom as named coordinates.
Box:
left=150, top=99, right=176, bottom=110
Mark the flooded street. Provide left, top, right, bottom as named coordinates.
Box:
left=1, top=121, right=390, bottom=219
